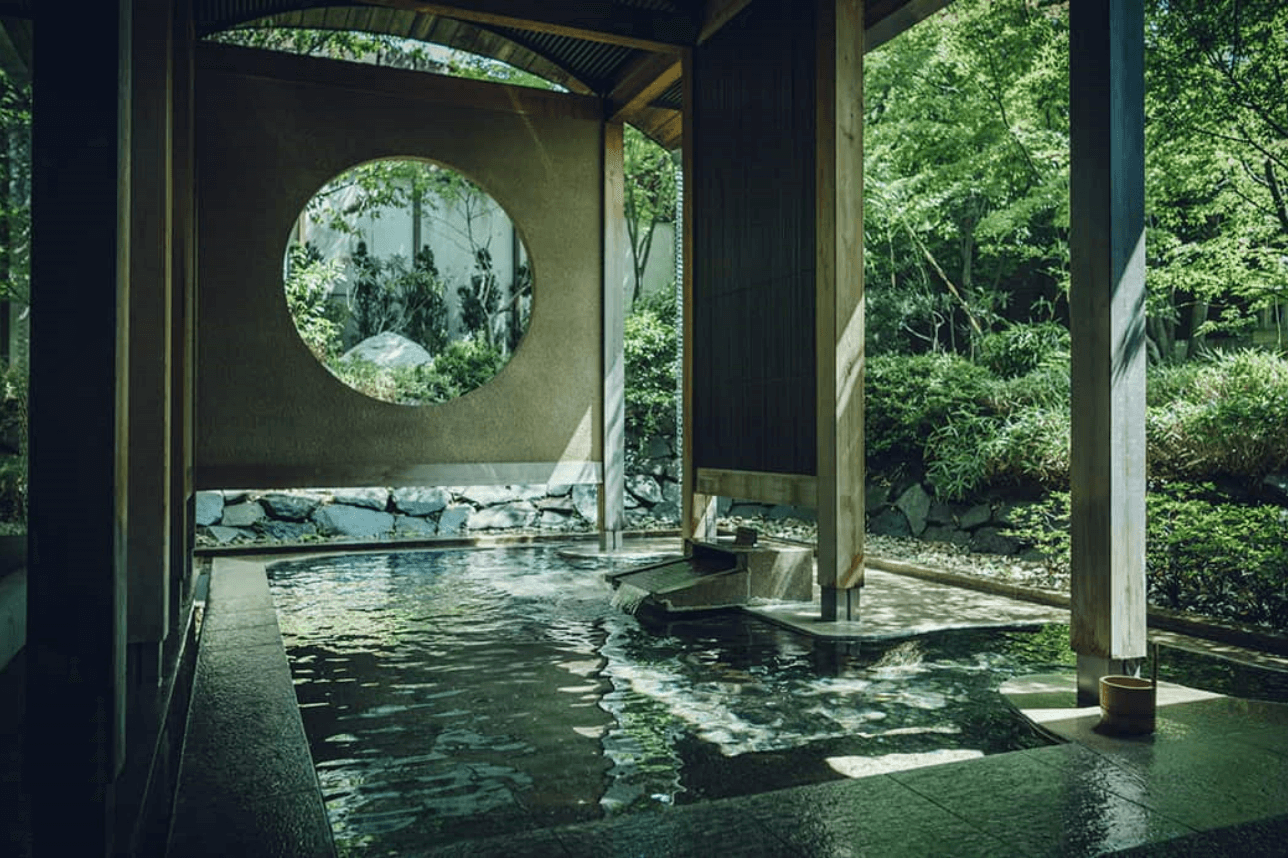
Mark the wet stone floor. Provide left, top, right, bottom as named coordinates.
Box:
left=267, top=546, right=1083, bottom=857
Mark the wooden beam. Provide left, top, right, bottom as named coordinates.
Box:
left=197, top=41, right=603, bottom=120
left=608, top=51, right=681, bottom=123
left=864, top=0, right=954, bottom=52
left=364, top=0, right=694, bottom=53
left=697, top=0, right=754, bottom=45
left=816, top=0, right=866, bottom=621
left=696, top=469, right=817, bottom=508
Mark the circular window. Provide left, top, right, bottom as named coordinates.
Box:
left=283, top=158, right=532, bottom=405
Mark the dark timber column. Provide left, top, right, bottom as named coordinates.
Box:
left=1069, top=0, right=1148, bottom=704
left=27, top=1, right=132, bottom=855
left=127, top=0, right=173, bottom=685
left=680, top=46, right=717, bottom=543
left=601, top=120, right=626, bottom=550
left=816, top=0, right=865, bottom=621
left=171, top=0, right=197, bottom=629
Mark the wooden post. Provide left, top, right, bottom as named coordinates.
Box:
left=171, top=0, right=197, bottom=630
left=126, top=0, right=174, bottom=686
left=600, top=120, right=627, bottom=550
left=27, top=2, right=132, bottom=853
left=679, top=46, right=718, bottom=544
left=1069, top=0, right=1148, bottom=704
left=816, top=0, right=866, bottom=621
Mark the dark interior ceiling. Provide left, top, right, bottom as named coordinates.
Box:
left=1, top=0, right=953, bottom=149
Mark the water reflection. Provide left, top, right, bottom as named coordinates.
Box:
left=268, top=547, right=1067, bottom=855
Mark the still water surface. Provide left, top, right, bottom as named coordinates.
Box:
left=268, top=546, right=1071, bottom=855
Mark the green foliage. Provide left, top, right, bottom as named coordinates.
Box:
left=1147, top=350, right=1288, bottom=482
left=623, top=292, right=678, bottom=458
left=0, top=360, right=25, bottom=524
left=977, top=321, right=1069, bottom=379
left=865, top=352, right=993, bottom=463
left=328, top=337, right=505, bottom=406
left=284, top=242, right=346, bottom=360
left=1004, top=485, right=1288, bottom=629
left=624, top=126, right=677, bottom=308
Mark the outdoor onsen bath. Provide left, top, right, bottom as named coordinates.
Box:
left=263, top=541, right=1075, bottom=854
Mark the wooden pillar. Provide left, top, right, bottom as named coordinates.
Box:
left=126, top=0, right=174, bottom=685
left=600, top=120, right=627, bottom=550
left=1069, top=0, right=1148, bottom=704
left=816, top=0, right=866, bottom=621
left=680, top=47, right=718, bottom=544
left=27, top=2, right=132, bottom=854
left=171, top=0, right=197, bottom=628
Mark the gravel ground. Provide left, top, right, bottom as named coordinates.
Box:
left=719, top=515, right=1072, bottom=595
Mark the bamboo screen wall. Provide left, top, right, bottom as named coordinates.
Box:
left=692, top=0, right=818, bottom=477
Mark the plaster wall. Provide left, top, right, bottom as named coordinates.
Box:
left=194, top=45, right=605, bottom=489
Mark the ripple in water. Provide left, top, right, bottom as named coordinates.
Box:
left=268, top=546, right=1067, bottom=856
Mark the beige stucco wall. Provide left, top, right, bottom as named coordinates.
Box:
left=193, top=46, right=605, bottom=489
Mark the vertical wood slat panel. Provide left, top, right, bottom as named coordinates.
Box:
left=692, top=0, right=817, bottom=478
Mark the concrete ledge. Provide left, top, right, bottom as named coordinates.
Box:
left=167, top=558, right=335, bottom=857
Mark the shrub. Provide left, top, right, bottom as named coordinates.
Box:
left=866, top=352, right=993, bottom=464
left=1004, top=484, right=1288, bottom=629
left=977, top=321, right=1069, bottom=379
left=0, top=361, right=26, bottom=524
left=1147, top=350, right=1288, bottom=482
left=926, top=405, right=1069, bottom=499
left=284, top=242, right=346, bottom=360
left=624, top=291, right=678, bottom=457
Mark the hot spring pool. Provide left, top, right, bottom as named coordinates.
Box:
left=268, top=546, right=1071, bottom=855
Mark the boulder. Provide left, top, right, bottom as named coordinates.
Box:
left=652, top=480, right=682, bottom=523
left=257, top=520, right=317, bottom=542
left=260, top=492, right=322, bottom=522
left=627, top=474, right=663, bottom=505
left=438, top=504, right=472, bottom=535
left=545, top=483, right=573, bottom=498
left=868, top=508, right=910, bottom=537
left=969, top=526, right=1019, bottom=556
left=922, top=525, right=970, bottom=547
left=539, top=510, right=573, bottom=530
left=458, top=485, right=521, bottom=507
left=926, top=502, right=956, bottom=526
left=393, top=516, right=438, bottom=537
left=865, top=481, right=890, bottom=512
left=311, top=504, right=394, bottom=538
left=1263, top=474, right=1288, bottom=505
left=536, top=495, right=575, bottom=513
left=206, top=525, right=253, bottom=544
left=341, top=331, right=433, bottom=369
left=959, top=503, right=993, bottom=531
left=896, top=483, right=932, bottom=536
left=221, top=501, right=265, bottom=528
left=194, top=491, right=224, bottom=527
left=330, top=487, right=388, bottom=511
left=470, top=501, right=538, bottom=530
left=392, top=487, right=450, bottom=516
left=646, top=435, right=672, bottom=459
left=571, top=485, right=598, bottom=524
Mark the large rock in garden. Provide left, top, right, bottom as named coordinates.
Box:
left=470, top=501, right=537, bottom=530
left=392, top=487, right=450, bottom=516
left=221, top=501, right=265, bottom=528
left=572, top=485, right=598, bottom=524
left=341, top=331, right=433, bottom=369
left=438, top=504, right=472, bottom=535
left=195, top=491, right=224, bottom=527
left=923, top=525, right=970, bottom=547
left=926, top=502, right=956, bottom=526
left=540, top=510, right=573, bottom=530
left=896, top=483, right=931, bottom=536
left=312, top=504, right=394, bottom=538
left=330, top=487, right=388, bottom=510
left=865, top=481, right=890, bottom=513
left=457, top=485, right=521, bottom=507
left=958, top=503, right=993, bottom=531
left=1263, top=474, right=1288, bottom=505
left=627, top=474, right=663, bottom=505
left=869, top=507, right=911, bottom=537
left=536, top=494, right=575, bottom=513
left=394, top=515, right=438, bottom=537
left=257, top=520, right=318, bottom=542
left=652, top=480, right=682, bottom=523
left=206, top=525, right=253, bottom=544
left=260, top=492, right=323, bottom=522
left=969, top=526, right=1018, bottom=556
